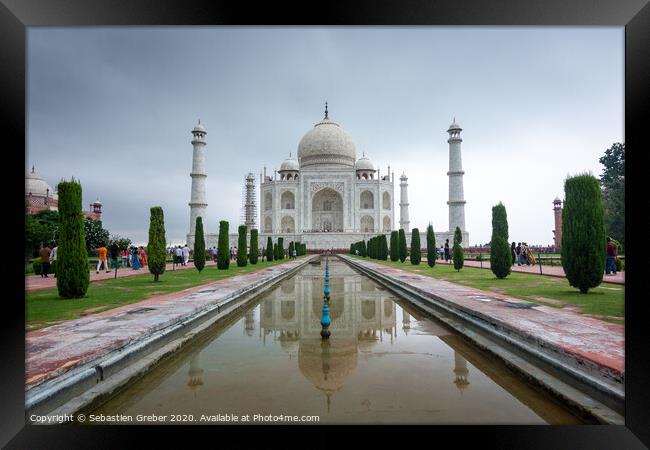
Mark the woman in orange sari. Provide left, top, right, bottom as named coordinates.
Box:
left=138, top=246, right=148, bottom=267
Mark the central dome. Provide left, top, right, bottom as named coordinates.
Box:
left=297, top=116, right=356, bottom=168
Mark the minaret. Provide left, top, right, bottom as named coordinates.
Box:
left=553, top=197, right=563, bottom=249
left=188, top=120, right=208, bottom=243
left=453, top=351, right=470, bottom=395
left=447, top=118, right=466, bottom=233
left=399, top=173, right=410, bottom=232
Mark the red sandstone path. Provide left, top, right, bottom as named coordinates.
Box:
left=26, top=260, right=221, bottom=292
left=342, top=255, right=624, bottom=383
left=439, top=258, right=625, bottom=285
left=26, top=257, right=311, bottom=391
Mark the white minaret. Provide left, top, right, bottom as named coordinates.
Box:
left=447, top=118, right=466, bottom=233
left=399, top=173, right=410, bottom=232
left=188, top=120, right=208, bottom=243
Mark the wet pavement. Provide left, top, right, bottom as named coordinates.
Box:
left=26, top=258, right=309, bottom=391
left=89, top=259, right=587, bottom=424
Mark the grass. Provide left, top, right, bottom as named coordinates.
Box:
left=350, top=256, right=624, bottom=324
left=26, top=257, right=302, bottom=331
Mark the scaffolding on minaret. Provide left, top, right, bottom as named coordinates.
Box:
left=240, top=172, right=257, bottom=229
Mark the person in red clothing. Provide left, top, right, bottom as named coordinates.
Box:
left=605, top=237, right=617, bottom=275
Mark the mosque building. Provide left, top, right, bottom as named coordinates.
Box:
left=186, top=104, right=468, bottom=250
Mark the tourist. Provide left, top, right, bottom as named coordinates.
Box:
left=233, top=246, right=238, bottom=261
left=292, top=247, right=297, bottom=259
left=110, top=242, right=120, bottom=271
left=606, top=237, right=617, bottom=275
left=39, top=243, right=51, bottom=278
left=175, top=245, right=183, bottom=266
left=511, top=242, right=517, bottom=266
left=521, top=242, right=530, bottom=266
left=121, top=248, right=129, bottom=268
left=131, top=246, right=141, bottom=270
left=444, top=239, right=450, bottom=262
left=182, top=244, right=190, bottom=266
left=230, top=247, right=234, bottom=261
left=97, top=243, right=110, bottom=273
left=139, top=246, right=148, bottom=267
left=439, top=245, right=444, bottom=260
left=516, top=243, right=522, bottom=266
left=49, top=241, right=57, bottom=278
left=210, top=246, right=217, bottom=262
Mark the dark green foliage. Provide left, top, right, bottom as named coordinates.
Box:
left=288, top=241, right=295, bottom=258
left=379, top=234, right=388, bottom=260
left=217, top=220, right=230, bottom=269
left=84, top=218, right=110, bottom=253
left=360, top=240, right=367, bottom=257
left=561, top=174, right=606, bottom=293
left=56, top=180, right=89, bottom=298
left=452, top=227, right=464, bottom=272
left=26, top=210, right=59, bottom=258
left=350, top=243, right=354, bottom=255
left=367, top=238, right=375, bottom=259
left=296, top=242, right=305, bottom=256
left=278, top=237, right=284, bottom=260
left=426, top=224, right=436, bottom=267
left=273, top=242, right=279, bottom=260
left=193, top=216, right=206, bottom=272
left=599, top=143, right=624, bottom=246
left=109, top=235, right=132, bottom=251
left=390, top=231, right=399, bottom=261
left=147, top=207, right=168, bottom=281
left=266, top=237, right=274, bottom=261
left=398, top=229, right=407, bottom=263
left=237, top=225, right=248, bottom=267
left=490, top=203, right=511, bottom=279
left=410, top=229, right=421, bottom=265
left=250, top=229, right=259, bottom=264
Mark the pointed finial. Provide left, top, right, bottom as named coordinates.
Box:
left=324, top=101, right=328, bottom=119
left=362, top=151, right=365, bottom=158
left=289, top=151, right=292, bottom=158
left=31, top=165, right=35, bottom=174
left=198, top=119, right=201, bottom=124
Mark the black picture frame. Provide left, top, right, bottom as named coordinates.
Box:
left=2, top=0, right=648, bottom=448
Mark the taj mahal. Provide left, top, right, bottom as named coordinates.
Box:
left=186, top=103, right=468, bottom=251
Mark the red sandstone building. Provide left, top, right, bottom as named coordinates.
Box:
left=25, top=166, right=103, bottom=221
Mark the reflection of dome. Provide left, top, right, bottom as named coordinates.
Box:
left=279, top=330, right=300, bottom=354
left=312, top=297, right=345, bottom=320
left=26, top=167, right=58, bottom=200
left=357, top=329, right=379, bottom=352
left=298, top=337, right=358, bottom=394
left=298, top=114, right=356, bottom=168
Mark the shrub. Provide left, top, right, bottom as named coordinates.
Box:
left=360, top=240, right=367, bottom=257
left=426, top=224, right=436, bottom=267
left=193, top=216, right=206, bottom=272
left=398, top=229, right=407, bottom=263
left=147, top=207, right=168, bottom=281
left=250, top=229, right=259, bottom=264
left=379, top=234, right=388, bottom=260
left=274, top=242, right=279, bottom=260
left=561, top=174, right=606, bottom=293
left=288, top=241, right=295, bottom=258
left=490, top=203, right=512, bottom=279
left=266, top=237, right=274, bottom=261
left=217, top=220, right=230, bottom=269
left=56, top=179, right=89, bottom=298
left=278, top=237, right=284, bottom=260
left=410, top=228, right=421, bottom=265
left=452, top=226, right=464, bottom=272
left=390, top=231, right=399, bottom=261
left=236, top=225, right=248, bottom=267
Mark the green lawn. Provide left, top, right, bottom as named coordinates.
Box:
left=350, top=256, right=624, bottom=323
left=26, top=257, right=302, bottom=331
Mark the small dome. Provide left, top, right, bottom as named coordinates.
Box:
left=192, top=122, right=206, bottom=134
left=297, top=116, right=356, bottom=168
left=25, top=168, right=58, bottom=200
left=355, top=154, right=375, bottom=171
left=447, top=118, right=462, bottom=131
left=279, top=155, right=300, bottom=172
left=92, top=198, right=102, bottom=206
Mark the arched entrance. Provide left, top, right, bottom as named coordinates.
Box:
left=311, top=188, right=343, bottom=232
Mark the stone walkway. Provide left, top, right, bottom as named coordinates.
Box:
left=438, top=258, right=625, bottom=285
left=341, top=255, right=624, bottom=385
left=26, top=260, right=223, bottom=292
left=26, top=257, right=311, bottom=391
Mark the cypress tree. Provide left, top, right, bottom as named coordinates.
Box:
left=426, top=224, right=436, bottom=267
left=288, top=241, right=295, bottom=258
left=379, top=234, right=389, bottom=260
left=452, top=226, right=464, bottom=271
left=350, top=243, right=354, bottom=255
left=56, top=179, right=89, bottom=298
left=278, top=237, right=284, bottom=260
left=193, top=216, right=206, bottom=273
left=410, top=228, right=421, bottom=265
left=561, top=174, right=606, bottom=293
left=217, top=220, right=230, bottom=269
left=360, top=240, right=367, bottom=257
left=266, top=237, right=274, bottom=261
left=490, top=203, right=511, bottom=279
left=398, top=229, right=407, bottom=263
left=237, top=225, right=248, bottom=267
left=250, top=229, right=259, bottom=264
left=274, top=242, right=279, bottom=260
left=368, top=238, right=374, bottom=259
left=390, top=231, right=399, bottom=261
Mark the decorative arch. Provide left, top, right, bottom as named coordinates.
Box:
left=311, top=188, right=343, bottom=232
left=281, top=215, right=295, bottom=233
left=360, top=190, right=374, bottom=209
left=281, top=191, right=295, bottom=209
left=383, top=215, right=391, bottom=232
left=382, top=191, right=391, bottom=209
left=264, top=216, right=272, bottom=233
left=264, top=192, right=272, bottom=211
left=361, top=215, right=375, bottom=233
left=362, top=300, right=376, bottom=320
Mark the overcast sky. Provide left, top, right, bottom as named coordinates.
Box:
left=27, top=27, right=623, bottom=246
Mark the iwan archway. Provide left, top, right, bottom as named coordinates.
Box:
left=311, top=188, right=343, bottom=232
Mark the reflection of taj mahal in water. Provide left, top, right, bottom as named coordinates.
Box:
left=186, top=104, right=469, bottom=249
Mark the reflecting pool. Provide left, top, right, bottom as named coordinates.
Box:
left=90, top=259, right=586, bottom=424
